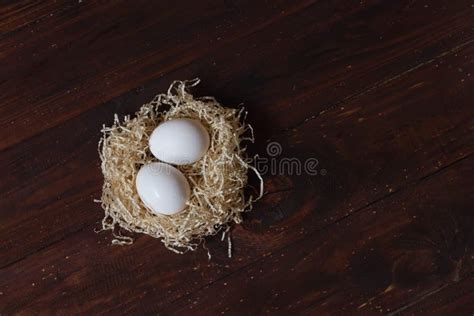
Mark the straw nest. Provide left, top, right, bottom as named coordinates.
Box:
left=97, top=79, right=263, bottom=254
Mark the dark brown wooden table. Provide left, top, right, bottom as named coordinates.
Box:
left=1, top=1, right=473, bottom=315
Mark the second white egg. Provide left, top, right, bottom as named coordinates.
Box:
left=136, top=162, right=190, bottom=215
left=149, top=118, right=210, bottom=165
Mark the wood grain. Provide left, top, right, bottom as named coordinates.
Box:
left=0, top=0, right=473, bottom=314
left=397, top=275, right=474, bottom=315
left=0, top=0, right=316, bottom=150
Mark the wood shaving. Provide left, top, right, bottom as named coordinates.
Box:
left=97, top=79, right=263, bottom=254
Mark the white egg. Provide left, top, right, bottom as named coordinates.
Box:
left=149, top=118, right=210, bottom=165
left=136, top=162, right=190, bottom=215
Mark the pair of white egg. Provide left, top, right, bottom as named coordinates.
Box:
left=136, top=118, right=210, bottom=215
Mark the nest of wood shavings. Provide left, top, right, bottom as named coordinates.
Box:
left=97, top=79, right=263, bottom=254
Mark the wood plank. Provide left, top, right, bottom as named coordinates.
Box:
left=1, top=30, right=473, bottom=313
left=0, top=1, right=63, bottom=33
left=158, top=156, right=474, bottom=315
left=0, top=0, right=316, bottom=150
left=1, top=0, right=474, bottom=151
left=195, top=0, right=474, bottom=134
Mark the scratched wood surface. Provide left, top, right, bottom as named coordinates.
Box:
left=0, top=1, right=473, bottom=315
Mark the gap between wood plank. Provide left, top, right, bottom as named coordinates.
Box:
left=0, top=223, right=90, bottom=271
left=281, top=36, right=474, bottom=134
left=386, top=271, right=474, bottom=316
